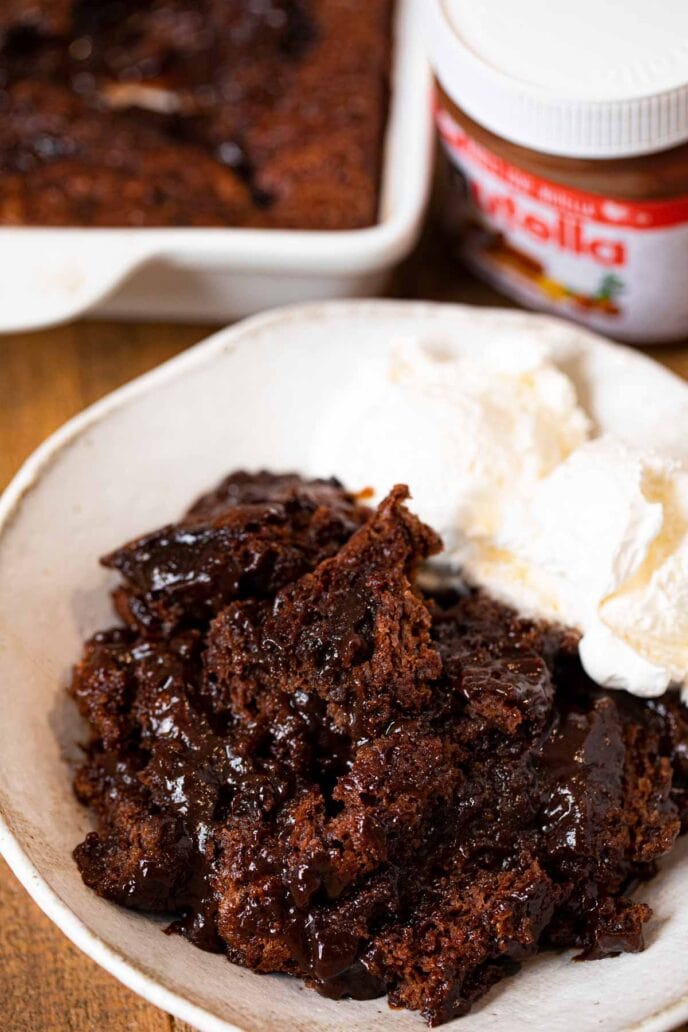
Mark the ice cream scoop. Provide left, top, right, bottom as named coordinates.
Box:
left=474, top=436, right=688, bottom=697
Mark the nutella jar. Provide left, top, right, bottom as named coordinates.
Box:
left=425, top=0, right=688, bottom=342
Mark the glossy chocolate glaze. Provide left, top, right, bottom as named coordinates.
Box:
left=71, top=473, right=688, bottom=1025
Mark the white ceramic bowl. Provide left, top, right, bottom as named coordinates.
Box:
left=0, top=1, right=432, bottom=334
left=2, top=300, right=688, bottom=1032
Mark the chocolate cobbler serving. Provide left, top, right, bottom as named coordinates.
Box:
left=69, top=470, right=688, bottom=1025
left=0, top=1, right=392, bottom=227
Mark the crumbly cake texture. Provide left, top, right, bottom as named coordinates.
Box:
left=71, top=472, right=688, bottom=1025
left=0, top=0, right=391, bottom=228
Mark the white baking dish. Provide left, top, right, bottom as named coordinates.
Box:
left=0, top=0, right=433, bottom=333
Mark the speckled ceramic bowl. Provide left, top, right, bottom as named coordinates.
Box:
left=2, top=301, right=688, bottom=1032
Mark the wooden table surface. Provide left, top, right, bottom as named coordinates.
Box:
left=2, top=232, right=688, bottom=1031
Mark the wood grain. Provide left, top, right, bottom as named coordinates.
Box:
left=0, top=320, right=208, bottom=1032
left=1, top=249, right=687, bottom=1031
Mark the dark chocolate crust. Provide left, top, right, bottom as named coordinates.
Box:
left=70, top=472, right=688, bottom=1024
left=0, top=1, right=392, bottom=228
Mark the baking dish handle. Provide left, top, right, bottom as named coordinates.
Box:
left=0, top=233, right=160, bottom=334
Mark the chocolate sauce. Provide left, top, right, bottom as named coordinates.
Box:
left=71, top=472, right=687, bottom=1025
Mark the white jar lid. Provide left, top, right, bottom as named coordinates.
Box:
left=425, top=0, right=688, bottom=158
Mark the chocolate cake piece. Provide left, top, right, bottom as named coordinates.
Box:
left=70, top=471, right=688, bottom=1025
left=71, top=626, right=203, bottom=751
left=368, top=855, right=559, bottom=1024
left=204, top=485, right=443, bottom=736
left=430, top=590, right=559, bottom=740
left=214, top=723, right=462, bottom=990
left=103, top=472, right=367, bottom=636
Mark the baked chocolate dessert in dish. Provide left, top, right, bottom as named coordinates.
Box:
left=70, top=471, right=688, bottom=1025
left=0, top=1, right=392, bottom=228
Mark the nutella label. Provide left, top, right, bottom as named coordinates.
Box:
left=437, top=107, right=688, bottom=341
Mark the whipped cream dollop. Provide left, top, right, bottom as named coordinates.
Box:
left=310, top=337, right=688, bottom=699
